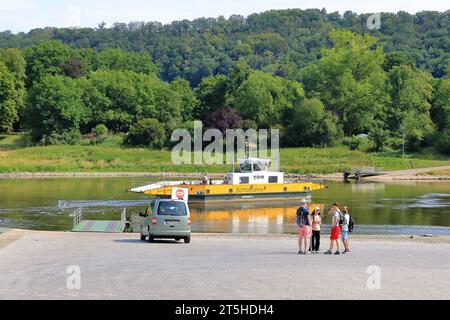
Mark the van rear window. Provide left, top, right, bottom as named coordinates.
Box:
left=157, top=201, right=187, bottom=216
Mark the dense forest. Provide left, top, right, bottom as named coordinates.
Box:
left=0, top=9, right=449, bottom=154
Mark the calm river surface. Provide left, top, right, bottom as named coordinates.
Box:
left=0, top=178, right=449, bottom=235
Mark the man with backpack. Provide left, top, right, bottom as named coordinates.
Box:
left=297, top=200, right=312, bottom=255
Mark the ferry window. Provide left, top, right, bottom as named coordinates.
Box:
left=239, top=177, right=250, bottom=184
left=240, top=163, right=252, bottom=172
left=254, top=162, right=267, bottom=171
left=269, top=176, right=278, bottom=183
left=253, top=164, right=262, bottom=171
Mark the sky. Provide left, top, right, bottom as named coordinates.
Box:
left=0, top=0, right=449, bottom=33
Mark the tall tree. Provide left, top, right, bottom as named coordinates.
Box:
left=194, top=75, right=230, bottom=119
left=0, top=48, right=26, bottom=129
left=0, top=62, right=18, bottom=133
left=388, top=65, right=435, bottom=149
left=23, top=40, right=72, bottom=87
left=204, top=106, right=242, bottom=134
left=60, top=58, right=86, bottom=78
left=170, top=78, right=199, bottom=121
left=432, top=75, right=450, bottom=154
left=27, top=75, right=88, bottom=144
left=286, top=98, right=342, bottom=147
left=302, top=30, right=389, bottom=135
left=86, top=70, right=183, bottom=132
left=126, top=118, right=167, bottom=148
left=234, top=70, right=304, bottom=128
left=432, top=76, right=450, bottom=132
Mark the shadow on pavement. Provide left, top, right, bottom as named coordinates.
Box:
left=260, top=251, right=302, bottom=255
left=113, top=239, right=182, bottom=244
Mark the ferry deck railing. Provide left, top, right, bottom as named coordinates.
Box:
left=131, top=181, right=174, bottom=190
left=132, top=176, right=325, bottom=188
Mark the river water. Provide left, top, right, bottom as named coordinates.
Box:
left=0, top=178, right=449, bottom=235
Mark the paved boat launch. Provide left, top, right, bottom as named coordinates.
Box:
left=1, top=230, right=449, bottom=300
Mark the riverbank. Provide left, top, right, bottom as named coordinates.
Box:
left=0, top=171, right=219, bottom=179
left=1, top=229, right=449, bottom=300
left=314, top=166, right=450, bottom=181
left=1, top=167, right=449, bottom=181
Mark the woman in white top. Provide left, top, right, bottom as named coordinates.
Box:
left=310, top=207, right=322, bottom=253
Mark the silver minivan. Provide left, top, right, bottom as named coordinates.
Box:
left=139, top=199, right=191, bottom=243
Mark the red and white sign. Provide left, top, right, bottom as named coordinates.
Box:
left=171, top=188, right=189, bottom=202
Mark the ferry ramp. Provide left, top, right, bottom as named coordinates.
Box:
left=71, top=207, right=129, bottom=233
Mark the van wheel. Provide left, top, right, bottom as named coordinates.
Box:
left=140, top=233, right=146, bottom=241
left=148, top=236, right=155, bottom=243
left=184, top=236, right=191, bottom=244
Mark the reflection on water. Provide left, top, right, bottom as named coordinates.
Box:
left=351, top=183, right=385, bottom=193
left=0, top=178, right=449, bottom=235
left=377, top=193, right=450, bottom=210
left=190, top=202, right=326, bottom=234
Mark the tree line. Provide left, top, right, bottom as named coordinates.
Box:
left=1, top=9, right=449, bottom=86
left=0, top=14, right=449, bottom=154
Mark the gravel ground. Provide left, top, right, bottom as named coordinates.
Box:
left=0, top=229, right=449, bottom=300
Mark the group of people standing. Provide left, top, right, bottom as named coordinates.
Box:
left=297, top=201, right=353, bottom=255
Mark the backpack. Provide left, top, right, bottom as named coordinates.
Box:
left=348, top=216, right=355, bottom=233
left=338, top=211, right=347, bottom=227
left=297, top=207, right=309, bottom=227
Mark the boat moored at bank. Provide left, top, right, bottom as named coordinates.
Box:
left=130, top=157, right=326, bottom=203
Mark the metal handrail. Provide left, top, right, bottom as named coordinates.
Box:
left=284, top=174, right=324, bottom=184
left=72, top=207, right=83, bottom=227
left=121, top=208, right=127, bottom=225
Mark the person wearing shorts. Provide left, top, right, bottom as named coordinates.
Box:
left=324, top=202, right=341, bottom=255
left=297, top=200, right=312, bottom=255
left=341, top=206, right=351, bottom=254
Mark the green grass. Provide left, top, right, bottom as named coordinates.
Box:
left=280, top=147, right=372, bottom=173
left=0, top=134, right=31, bottom=150
left=0, top=145, right=229, bottom=174
left=0, top=142, right=448, bottom=174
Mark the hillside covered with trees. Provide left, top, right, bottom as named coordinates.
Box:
left=0, top=9, right=449, bottom=154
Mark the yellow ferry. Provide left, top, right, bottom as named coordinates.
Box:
left=130, top=157, right=326, bottom=203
